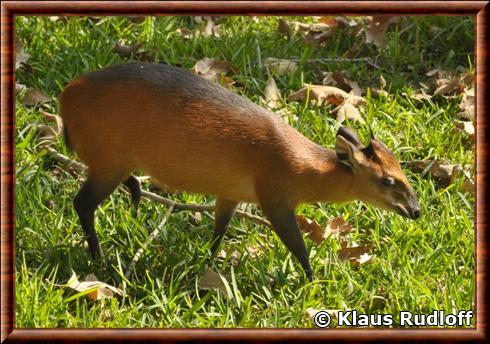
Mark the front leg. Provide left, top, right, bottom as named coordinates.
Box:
left=260, top=202, right=313, bottom=280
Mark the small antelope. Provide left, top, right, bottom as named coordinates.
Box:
left=60, top=62, right=420, bottom=280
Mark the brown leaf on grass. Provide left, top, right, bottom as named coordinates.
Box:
left=432, top=78, right=464, bottom=97
left=288, top=85, right=366, bottom=107
left=246, top=245, right=262, bottom=258
left=336, top=102, right=365, bottom=123
left=203, top=18, right=221, bottom=37
left=66, top=271, right=123, bottom=300
left=462, top=180, right=475, bottom=196
left=294, top=22, right=335, bottom=44
left=296, top=215, right=325, bottom=244
left=15, top=35, right=30, bottom=70
left=370, top=88, right=389, bottom=98
left=322, top=71, right=362, bottom=96
left=325, top=217, right=353, bottom=237
left=41, top=111, right=64, bottom=135
left=276, top=19, right=335, bottom=43
left=318, top=16, right=338, bottom=26
left=278, top=18, right=291, bottom=36
left=176, top=28, right=194, bottom=40
left=337, top=244, right=373, bottom=266
left=264, top=58, right=298, bottom=76
left=425, top=68, right=467, bottom=98
left=404, top=160, right=472, bottom=188
left=23, top=88, right=50, bottom=107
left=113, top=41, right=142, bottom=58
left=16, top=83, right=27, bottom=93
left=190, top=211, right=202, bottom=225
left=453, top=120, right=475, bottom=141
left=379, top=74, right=387, bottom=89
left=197, top=267, right=230, bottom=299
left=194, top=16, right=221, bottom=37
left=264, top=77, right=281, bottom=109
left=36, top=125, right=58, bottom=142
left=332, top=72, right=362, bottom=96
left=459, top=87, right=474, bottom=122
left=334, top=16, right=361, bottom=29
left=411, top=92, right=432, bottom=102
left=192, top=58, right=238, bottom=88
left=363, top=16, right=399, bottom=49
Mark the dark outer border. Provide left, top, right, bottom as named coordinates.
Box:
left=1, top=1, right=488, bottom=343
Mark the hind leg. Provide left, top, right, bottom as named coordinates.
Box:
left=74, top=173, right=125, bottom=259
left=210, top=198, right=238, bottom=256
left=124, top=175, right=141, bottom=212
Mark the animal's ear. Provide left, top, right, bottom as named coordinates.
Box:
left=335, top=135, right=368, bottom=169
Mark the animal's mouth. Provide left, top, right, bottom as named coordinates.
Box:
left=394, top=204, right=420, bottom=219
left=395, top=204, right=411, bottom=218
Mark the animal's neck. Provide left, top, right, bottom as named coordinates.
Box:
left=291, top=145, right=358, bottom=205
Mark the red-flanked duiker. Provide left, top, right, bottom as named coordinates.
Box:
left=60, top=62, right=420, bottom=280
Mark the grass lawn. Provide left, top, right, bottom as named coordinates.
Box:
left=15, top=16, right=475, bottom=328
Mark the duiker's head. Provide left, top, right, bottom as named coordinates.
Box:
left=335, top=126, right=420, bottom=219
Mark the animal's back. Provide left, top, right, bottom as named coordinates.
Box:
left=60, top=62, right=306, bottom=202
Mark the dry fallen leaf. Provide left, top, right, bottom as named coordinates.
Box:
left=246, top=245, right=262, bottom=258
left=425, top=68, right=468, bottom=98
left=264, top=58, right=298, bottom=76
left=112, top=41, right=142, bottom=58
left=379, top=74, right=387, bottom=89
left=203, top=18, right=221, bottom=37
left=454, top=120, right=475, bottom=141
left=338, top=244, right=373, bottom=266
left=462, top=180, right=475, bottom=196
left=411, top=91, right=432, bottom=102
left=322, top=71, right=362, bottom=97
left=292, top=21, right=335, bottom=44
left=278, top=18, right=291, bottom=36
left=66, top=271, right=123, bottom=300
left=335, top=16, right=359, bottom=29
left=363, top=16, right=399, bottom=49
left=197, top=267, right=230, bottom=299
left=335, top=102, right=365, bottom=124
left=332, top=72, right=363, bottom=96
left=404, top=160, right=472, bottom=189
left=15, top=35, right=30, bottom=70
left=192, top=58, right=237, bottom=88
left=36, top=125, right=58, bottom=144
left=16, top=83, right=27, bottom=93
left=432, top=78, right=464, bottom=97
left=297, top=215, right=325, bottom=244
left=325, top=217, right=353, bottom=237
left=459, top=87, right=474, bottom=122
left=370, top=88, right=389, bottom=98
left=41, top=111, right=64, bottom=135
left=176, top=28, right=194, bottom=40
left=277, top=19, right=335, bottom=43
left=23, top=88, right=50, bottom=107
left=288, top=85, right=366, bottom=107
left=319, top=16, right=338, bottom=26
left=190, top=211, right=202, bottom=225
left=264, top=77, right=281, bottom=109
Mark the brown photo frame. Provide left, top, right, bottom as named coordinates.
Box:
left=1, top=1, right=488, bottom=342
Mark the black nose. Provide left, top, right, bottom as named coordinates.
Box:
left=412, top=207, right=421, bottom=219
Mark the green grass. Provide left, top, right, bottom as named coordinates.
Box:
left=15, top=16, right=474, bottom=328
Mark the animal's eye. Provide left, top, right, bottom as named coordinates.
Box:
left=383, top=177, right=396, bottom=187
